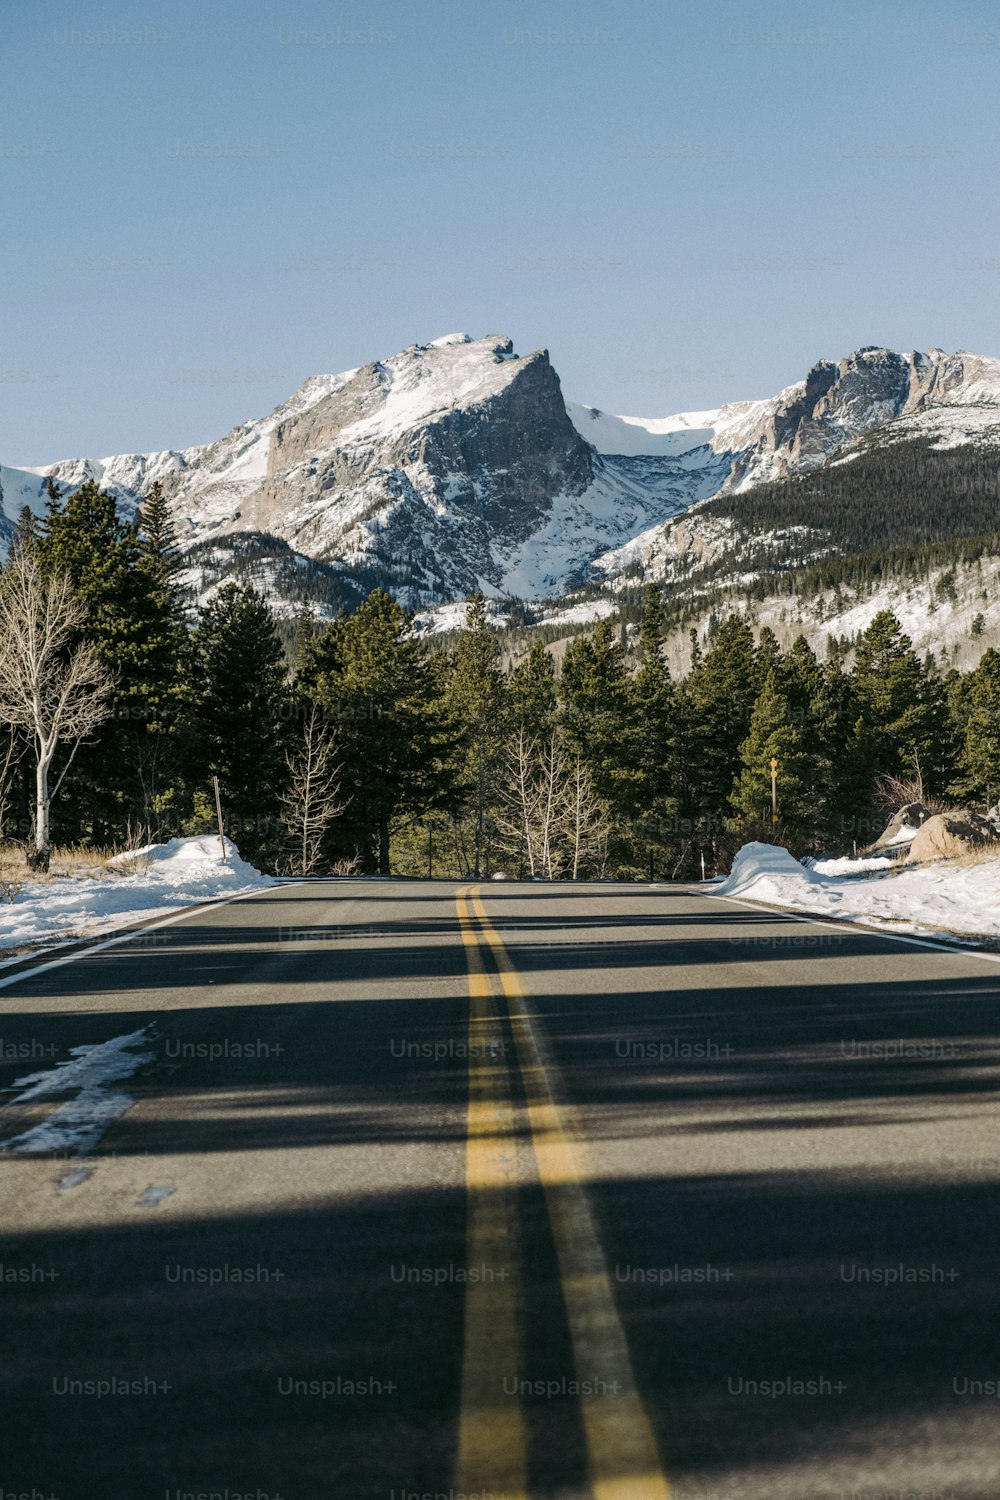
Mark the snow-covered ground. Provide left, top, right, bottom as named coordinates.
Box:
left=711, top=841, right=1000, bottom=944
left=539, top=597, right=619, bottom=629
left=0, top=836, right=274, bottom=956
left=411, top=597, right=509, bottom=635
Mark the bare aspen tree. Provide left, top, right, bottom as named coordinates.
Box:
left=496, top=731, right=611, bottom=879
left=0, top=554, right=112, bottom=872
left=538, top=734, right=568, bottom=879
left=279, top=707, right=344, bottom=875
left=495, top=727, right=552, bottom=877
left=0, top=730, right=21, bottom=845
left=559, top=754, right=612, bottom=880
left=494, top=727, right=540, bottom=876
left=496, top=732, right=614, bottom=880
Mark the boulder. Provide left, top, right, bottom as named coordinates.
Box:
left=907, top=812, right=998, bottom=863
left=872, top=802, right=929, bottom=849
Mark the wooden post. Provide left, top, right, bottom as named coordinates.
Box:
left=212, top=776, right=228, bottom=864
left=770, top=756, right=779, bottom=824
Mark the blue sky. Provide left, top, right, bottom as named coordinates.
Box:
left=3, top=0, right=1000, bottom=461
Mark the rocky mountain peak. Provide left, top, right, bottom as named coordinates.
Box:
left=5, top=334, right=1000, bottom=614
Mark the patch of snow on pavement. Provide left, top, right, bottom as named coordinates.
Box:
left=137, top=1184, right=175, bottom=1207
left=1, top=1027, right=155, bottom=1155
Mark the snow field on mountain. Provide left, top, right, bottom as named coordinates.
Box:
left=5, top=336, right=1000, bottom=622
left=334, top=335, right=521, bottom=451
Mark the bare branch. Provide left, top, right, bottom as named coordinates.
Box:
left=0, top=552, right=113, bottom=868
left=278, top=707, right=344, bottom=875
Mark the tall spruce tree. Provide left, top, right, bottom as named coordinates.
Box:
left=812, top=653, right=862, bottom=847
left=291, top=598, right=319, bottom=680
left=847, top=610, right=949, bottom=806
left=187, top=583, right=290, bottom=859
left=779, top=635, right=824, bottom=727
left=683, top=615, right=757, bottom=820
left=956, top=647, right=1000, bottom=805
left=629, top=583, right=678, bottom=835
left=731, top=669, right=816, bottom=839
left=753, top=625, right=783, bottom=690
left=38, top=479, right=183, bottom=840
left=132, top=483, right=190, bottom=833
left=508, top=641, right=557, bottom=737
left=559, top=618, right=632, bottom=815
left=446, top=593, right=507, bottom=878
left=303, top=588, right=462, bottom=873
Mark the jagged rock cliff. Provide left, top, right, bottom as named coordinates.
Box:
left=4, top=337, right=1000, bottom=610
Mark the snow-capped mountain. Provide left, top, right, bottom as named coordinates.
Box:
left=3, top=336, right=1000, bottom=613
left=571, top=346, right=1000, bottom=492
left=584, top=348, right=1000, bottom=590
left=0, top=333, right=726, bottom=607
left=235, top=333, right=720, bottom=601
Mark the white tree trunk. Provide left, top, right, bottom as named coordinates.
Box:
left=34, top=744, right=52, bottom=869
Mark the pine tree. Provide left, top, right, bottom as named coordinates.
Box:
left=138, top=482, right=182, bottom=589
left=779, top=635, right=824, bottom=728
left=446, top=592, right=507, bottom=878
left=303, top=588, right=462, bottom=873
left=187, top=583, right=291, bottom=860
left=684, top=615, right=757, bottom=819
left=559, top=618, right=632, bottom=813
left=508, top=641, right=557, bottom=737
left=956, top=647, right=1000, bottom=805
left=38, top=479, right=184, bottom=840
left=731, top=669, right=816, bottom=840
left=12, top=505, right=40, bottom=555
left=291, top=598, right=318, bottom=679
left=629, top=583, right=678, bottom=836
left=753, top=625, right=783, bottom=690
left=132, top=482, right=190, bottom=831
left=847, top=610, right=949, bottom=807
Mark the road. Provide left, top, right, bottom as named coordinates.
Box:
left=2, top=879, right=1000, bottom=1499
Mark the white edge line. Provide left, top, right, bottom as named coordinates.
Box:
left=697, top=887, right=1000, bottom=967
left=0, top=881, right=304, bottom=996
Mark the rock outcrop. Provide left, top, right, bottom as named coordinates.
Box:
left=907, top=811, right=999, bottom=863
left=6, top=337, right=1000, bottom=612
left=872, top=802, right=930, bottom=850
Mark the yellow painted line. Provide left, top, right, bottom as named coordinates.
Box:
left=454, top=887, right=529, bottom=1500
left=468, top=887, right=672, bottom=1500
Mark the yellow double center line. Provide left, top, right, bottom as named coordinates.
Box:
left=455, top=885, right=671, bottom=1500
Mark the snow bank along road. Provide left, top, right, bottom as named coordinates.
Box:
left=2, top=880, right=999, bottom=1499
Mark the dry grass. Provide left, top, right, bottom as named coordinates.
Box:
left=0, top=842, right=148, bottom=891
left=941, top=841, right=1000, bottom=870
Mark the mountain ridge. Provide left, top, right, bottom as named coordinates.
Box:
left=3, top=334, right=1000, bottom=615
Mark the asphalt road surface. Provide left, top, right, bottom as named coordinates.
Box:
left=2, top=879, right=1000, bottom=1500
